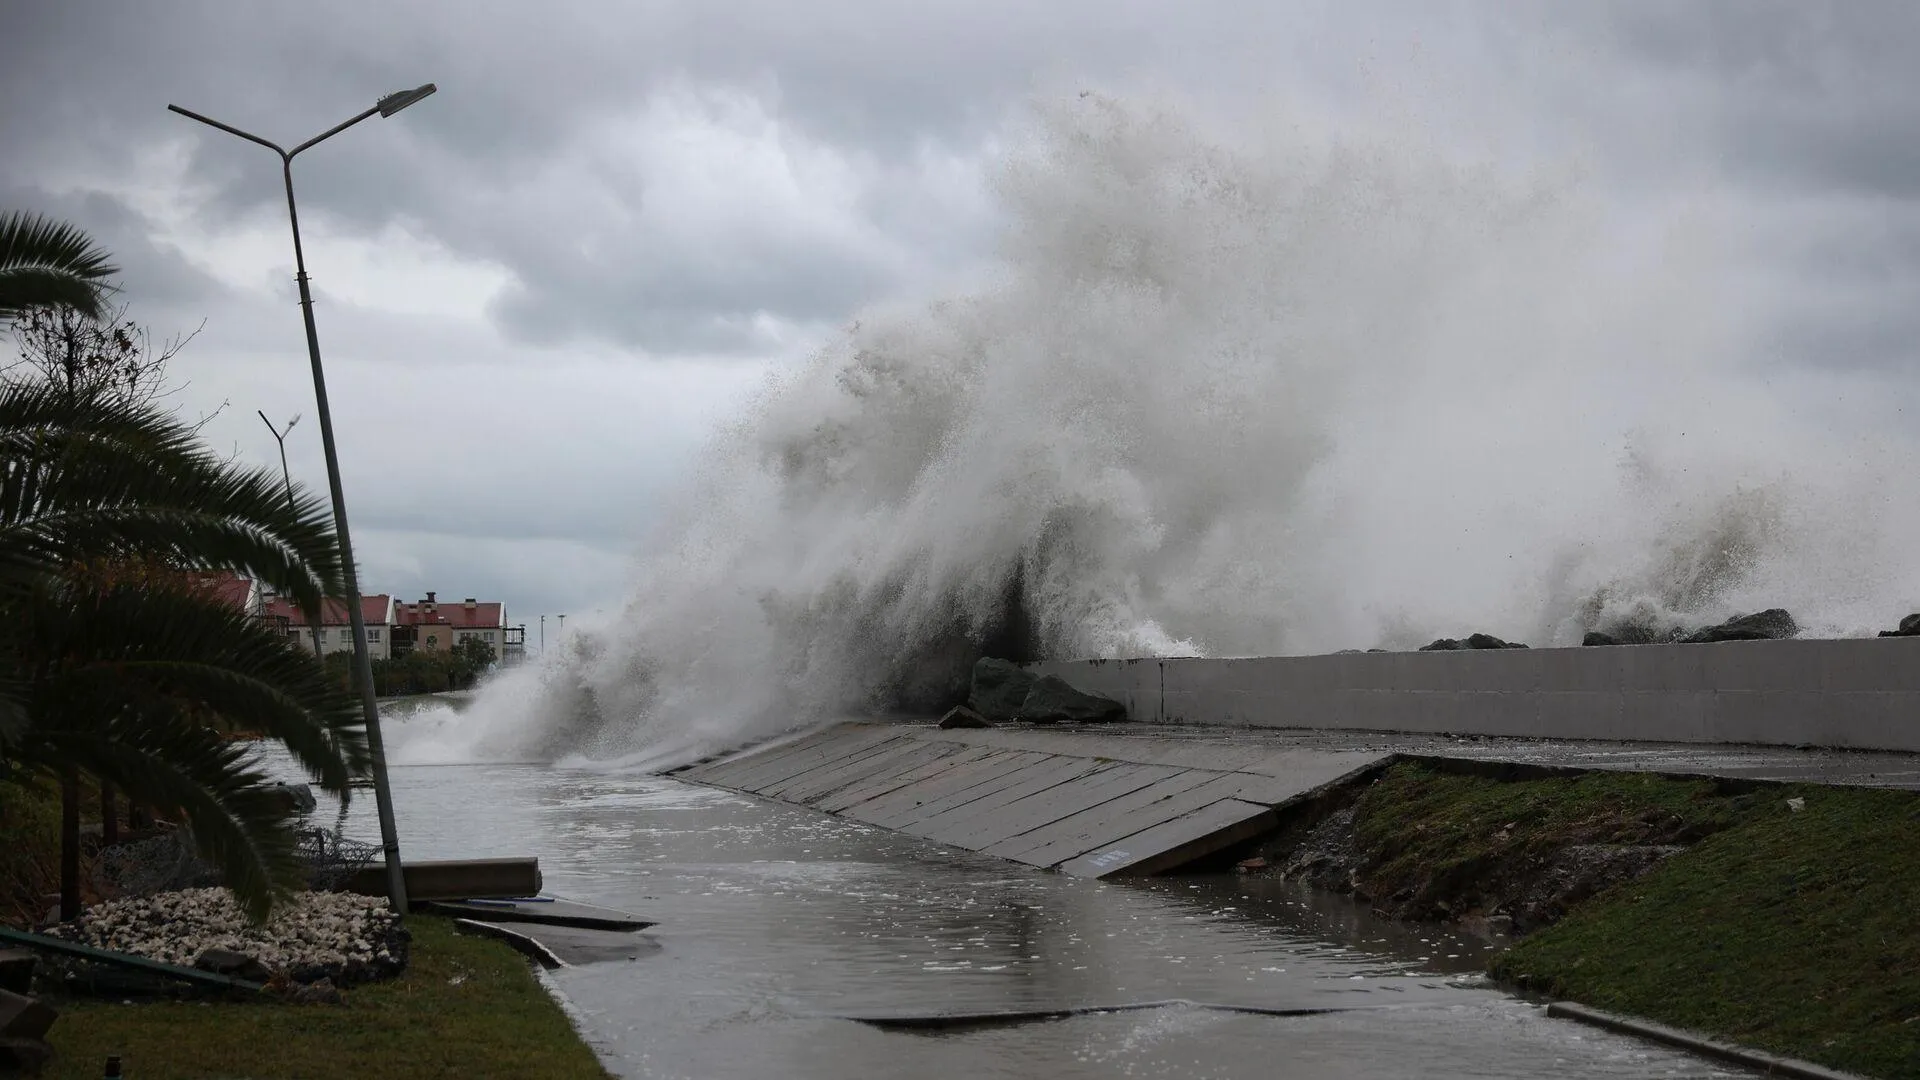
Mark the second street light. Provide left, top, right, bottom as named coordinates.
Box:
left=169, top=84, right=438, bottom=914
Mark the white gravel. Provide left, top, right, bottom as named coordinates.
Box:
left=51, top=888, right=406, bottom=982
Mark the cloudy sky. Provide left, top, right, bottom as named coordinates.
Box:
left=5, top=1, right=1917, bottom=630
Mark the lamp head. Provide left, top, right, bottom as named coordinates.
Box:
left=376, top=83, right=437, bottom=118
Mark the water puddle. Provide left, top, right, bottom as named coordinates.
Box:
left=306, top=757, right=1762, bottom=1078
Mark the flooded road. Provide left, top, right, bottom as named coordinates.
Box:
left=334, top=758, right=1762, bottom=1079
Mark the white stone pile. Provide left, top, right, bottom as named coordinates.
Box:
left=49, top=888, right=407, bottom=984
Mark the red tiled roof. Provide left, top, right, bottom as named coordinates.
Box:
left=187, top=572, right=255, bottom=614
left=262, top=594, right=391, bottom=627
left=393, top=598, right=503, bottom=629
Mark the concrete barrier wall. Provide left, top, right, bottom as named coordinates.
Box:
left=1026, top=637, right=1920, bottom=752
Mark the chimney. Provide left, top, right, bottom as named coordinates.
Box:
left=425, top=591, right=436, bottom=604
left=465, top=598, right=477, bottom=608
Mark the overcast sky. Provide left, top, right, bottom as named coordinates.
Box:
left=5, top=1, right=1917, bottom=627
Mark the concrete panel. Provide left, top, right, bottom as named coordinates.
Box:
left=901, top=760, right=1116, bottom=846
left=749, top=737, right=925, bottom=799
left=980, top=769, right=1229, bottom=865
left=1056, top=799, right=1278, bottom=879
left=925, top=764, right=1182, bottom=850
left=1698, top=641, right=1822, bottom=693
left=681, top=733, right=838, bottom=785
left=877, top=755, right=1086, bottom=829
left=767, top=740, right=958, bottom=804
left=808, top=743, right=998, bottom=812
left=838, top=750, right=1044, bottom=823
left=1028, top=637, right=1920, bottom=752
left=696, top=730, right=902, bottom=791
left=1822, top=639, right=1920, bottom=692
left=988, top=771, right=1249, bottom=867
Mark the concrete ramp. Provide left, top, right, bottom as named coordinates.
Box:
left=673, top=723, right=1385, bottom=878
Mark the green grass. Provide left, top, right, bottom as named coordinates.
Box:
left=1332, top=761, right=1762, bottom=924
left=41, top=917, right=611, bottom=1080
left=1490, top=781, right=1920, bottom=1079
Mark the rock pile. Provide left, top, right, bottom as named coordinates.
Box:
left=48, top=888, right=407, bottom=986
left=966, top=658, right=1126, bottom=724
left=1418, top=633, right=1528, bottom=651
left=1584, top=608, right=1800, bottom=646
left=1879, top=613, right=1920, bottom=638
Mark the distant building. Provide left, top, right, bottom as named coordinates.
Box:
left=187, top=571, right=261, bottom=617
left=262, top=594, right=395, bottom=660
left=391, top=591, right=508, bottom=660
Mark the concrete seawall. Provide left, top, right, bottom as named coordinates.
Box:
left=1026, top=637, right=1920, bottom=752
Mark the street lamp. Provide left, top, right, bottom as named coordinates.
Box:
left=169, top=85, right=438, bottom=914
left=256, top=410, right=301, bottom=515
left=258, top=410, right=327, bottom=664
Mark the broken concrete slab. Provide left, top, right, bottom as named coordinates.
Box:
left=677, top=722, right=1389, bottom=880
left=0, top=989, right=58, bottom=1040
left=1056, top=799, right=1279, bottom=878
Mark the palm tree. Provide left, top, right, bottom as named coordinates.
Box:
left=0, top=383, right=368, bottom=920
left=0, top=211, right=118, bottom=323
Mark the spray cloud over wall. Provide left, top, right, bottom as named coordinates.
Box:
left=396, top=94, right=1920, bottom=770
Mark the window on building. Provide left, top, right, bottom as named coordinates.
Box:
left=366, top=628, right=382, bottom=642
left=287, top=629, right=301, bottom=641
left=316, top=629, right=329, bottom=644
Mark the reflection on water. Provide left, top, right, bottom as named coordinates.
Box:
left=319, top=757, right=1756, bottom=1079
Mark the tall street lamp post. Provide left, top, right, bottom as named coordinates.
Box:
left=258, top=410, right=326, bottom=664
left=168, top=85, right=438, bottom=914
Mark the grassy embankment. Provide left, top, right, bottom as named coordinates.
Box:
left=1342, top=762, right=1920, bottom=1079
left=40, top=917, right=610, bottom=1080
left=4, top=777, right=606, bottom=1079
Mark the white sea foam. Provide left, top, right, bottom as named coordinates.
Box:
left=412, top=94, right=1920, bottom=769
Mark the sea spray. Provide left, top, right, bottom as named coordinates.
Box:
left=398, top=94, right=1920, bottom=768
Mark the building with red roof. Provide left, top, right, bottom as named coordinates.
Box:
left=262, top=593, right=395, bottom=660
left=186, top=571, right=260, bottom=617
left=391, top=591, right=510, bottom=661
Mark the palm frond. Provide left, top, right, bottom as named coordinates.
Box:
left=0, top=211, right=118, bottom=321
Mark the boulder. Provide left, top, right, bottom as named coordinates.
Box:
left=968, top=657, right=1037, bottom=722
left=1419, top=633, right=1528, bottom=651
left=1682, top=608, right=1798, bottom=644
left=1016, top=675, right=1127, bottom=724
left=267, top=782, right=317, bottom=815
left=194, top=947, right=272, bottom=984
left=1877, top=613, right=1920, bottom=638
left=937, top=706, right=991, bottom=730
left=1581, top=631, right=1621, bottom=647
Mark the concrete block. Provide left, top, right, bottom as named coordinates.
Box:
left=0, top=989, right=56, bottom=1040
left=343, top=857, right=541, bottom=901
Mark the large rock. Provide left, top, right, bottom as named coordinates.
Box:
left=194, top=947, right=272, bottom=984
left=1419, top=633, right=1528, bottom=651
left=1016, top=674, right=1127, bottom=724
left=968, top=657, right=1037, bottom=722
left=266, top=782, right=317, bottom=815
left=1878, top=613, right=1920, bottom=638
left=1682, top=608, right=1798, bottom=644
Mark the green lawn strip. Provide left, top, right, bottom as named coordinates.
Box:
left=1345, top=761, right=1753, bottom=914
left=1488, top=781, right=1920, bottom=1079
left=40, top=916, right=611, bottom=1080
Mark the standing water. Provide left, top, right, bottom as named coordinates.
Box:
left=328, top=750, right=1765, bottom=1079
